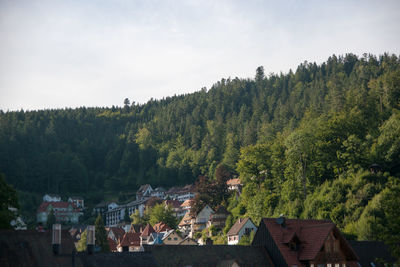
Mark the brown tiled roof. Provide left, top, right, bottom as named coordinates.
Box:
left=262, top=218, right=359, bottom=267
left=108, top=237, right=118, bottom=252
left=164, top=199, right=182, bottom=209
left=179, top=212, right=195, bottom=227
left=226, top=178, right=241, bottom=186
left=180, top=199, right=194, bottom=208
left=140, top=223, right=155, bottom=237
left=108, top=227, right=125, bottom=241
left=227, top=218, right=252, bottom=236
left=119, top=232, right=140, bottom=247
left=153, top=222, right=172, bottom=233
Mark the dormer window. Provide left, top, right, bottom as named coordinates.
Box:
left=289, top=241, right=298, bottom=251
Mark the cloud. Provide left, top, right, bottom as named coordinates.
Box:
left=0, top=0, right=399, bottom=110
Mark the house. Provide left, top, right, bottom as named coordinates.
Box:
left=179, top=237, right=198, bottom=245
left=178, top=199, right=193, bottom=217
left=162, top=230, right=184, bottom=245
left=178, top=212, right=195, bottom=237
left=93, top=201, right=110, bottom=215
left=227, top=217, right=257, bottom=245
left=165, top=184, right=196, bottom=201
left=9, top=207, right=27, bottom=230
left=136, top=184, right=153, bottom=200
left=164, top=199, right=182, bottom=217
left=37, top=202, right=82, bottom=224
left=348, top=240, right=397, bottom=267
left=151, top=187, right=166, bottom=199
left=107, top=227, right=125, bottom=243
left=226, top=178, right=242, bottom=192
left=43, top=194, right=61, bottom=202
left=148, top=232, right=165, bottom=245
left=130, top=224, right=145, bottom=233
left=191, top=205, right=214, bottom=235
left=108, top=237, right=118, bottom=252
left=68, top=197, right=84, bottom=209
left=140, top=223, right=155, bottom=245
left=252, top=217, right=359, bottom=267
left=153, top=222, right=172, bottom=233
left=208, top=205, right=230, bottom=230
left=104, top=205, right=126, bottom=227
left=117, top=231, right=141, bottom=252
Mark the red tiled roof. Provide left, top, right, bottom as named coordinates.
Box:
left=226, top=178, right=241, bottom=186
left=262, top=218, right=358, bottom=267
left=227, top=218, right=253, bottom=236
left=119, top=232, right=140, bottom=247
left=37, top=202, right=77, bottom=213
left=140, top=223, right=155, bottom=237
left=179, top=212, right=195, bottom=227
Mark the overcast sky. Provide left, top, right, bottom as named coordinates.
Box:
left=0, top=0, right=399, bottom=111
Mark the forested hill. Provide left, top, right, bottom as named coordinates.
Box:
left=1, top=54, right=400, bottom=242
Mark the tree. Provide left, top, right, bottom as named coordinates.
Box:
left=148, top=203, right=177, bottom=229
left=95, top=214, right=109, bottom=252
left=0, top=174, right=19, bottom=229
left=76, top=229, right=87, bottom=252
left=255, top=66, right=265, bottom=82
left=123, top=208, right=131, bottom=223
left=46, top=208, right=56, bottom=229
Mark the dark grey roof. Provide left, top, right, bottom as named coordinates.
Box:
left=348, top=240, right=397, bottom=267
left=143, top=245, right=275, bottom=267
left=78, top=252, right=158, bottom=267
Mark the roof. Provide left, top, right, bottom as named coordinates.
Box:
left=37, top=201, right=78, bottom=213
left=162, top=230, right=181, bottom=241
left=226, top=178, right=241, bottom=186
left=227, top=218, right=254, bottom=236
left=164, top=200, right=182, bottom=209
left=108, top=238, right=118, bottom=252
left=137, top=184, right=152, bottom=194
left=180, top=199, right=194, bottom=208
left=141, top=223, right=156, bottom=237
left=130, top=224, right=145, bottom=233
left=261, top=218, right=359, bottom=267
left=153, top=222, right=172, bottom=233
left=178, top=212, right=195, bottom=227
left=119, top=232, right=141, bottom=247
left=349, top=241, right=396, bottom=267
left=214, top=206, right=229, bottom=215
left=143, top=245, right=275, bottom=266
left=0, top=229, right=78, bottom=267
left=78, top=251, right=158, bottom=267
left=108, top=227, right=125, bottom=241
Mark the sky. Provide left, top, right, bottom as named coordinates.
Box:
left=0, top=0, right=399, bottom=111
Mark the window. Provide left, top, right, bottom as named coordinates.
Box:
left=174, top=237, right=178, bottom=240
left=317, top=265, right=324, bottom=267
left=327, top=264, right=332, bottom=267
left=310, top=264, right=314, bottom=267
left=168, top=237, right=171, bottom=240
left=335, top=264, right=340, bottom=267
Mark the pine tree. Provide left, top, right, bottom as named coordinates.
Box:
left=95, top=214, right=109, bottom=252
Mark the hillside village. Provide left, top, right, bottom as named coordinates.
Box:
left=22, top=178, right=397, bottom=266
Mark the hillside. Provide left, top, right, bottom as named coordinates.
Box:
left=1, top=53, right=399, bottom=250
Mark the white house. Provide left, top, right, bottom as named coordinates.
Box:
left=227, top=218, right=257, bottom=245
left=68, top=197, right=84, bottom=209
left=150, top=187, right=166, bottom=199
left=43, top=194, right=61, bottom=202
left=191, top=205, right=214, bottom=236
left=136, top=184, right=153, bottom=200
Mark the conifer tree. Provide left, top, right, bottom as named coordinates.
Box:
left=95, top=214, right=109, bottom=252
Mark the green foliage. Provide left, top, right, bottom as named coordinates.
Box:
left=148, top=203, right=177, bottom=229
left=46, top=208, right=56, bottom=229
left=0, top=53, right=400, bottom=255
left=130, top=209, right=149, bottom=225
left=238, top=230, right=255, bottom=246
left=76, top=229, right=87, bottom=252
left=0, top=174, right=19, bottom=229
left=95, top=214, right=110, bottom=252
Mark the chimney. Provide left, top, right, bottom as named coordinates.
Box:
left=86, top=225, right=95, bottom=254
left=52, top=224, right=61, bottom=255
left=239, top=218, right=242, bottom=223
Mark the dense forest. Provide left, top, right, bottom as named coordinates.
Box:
left=1, top=53, right=399, bottom=253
